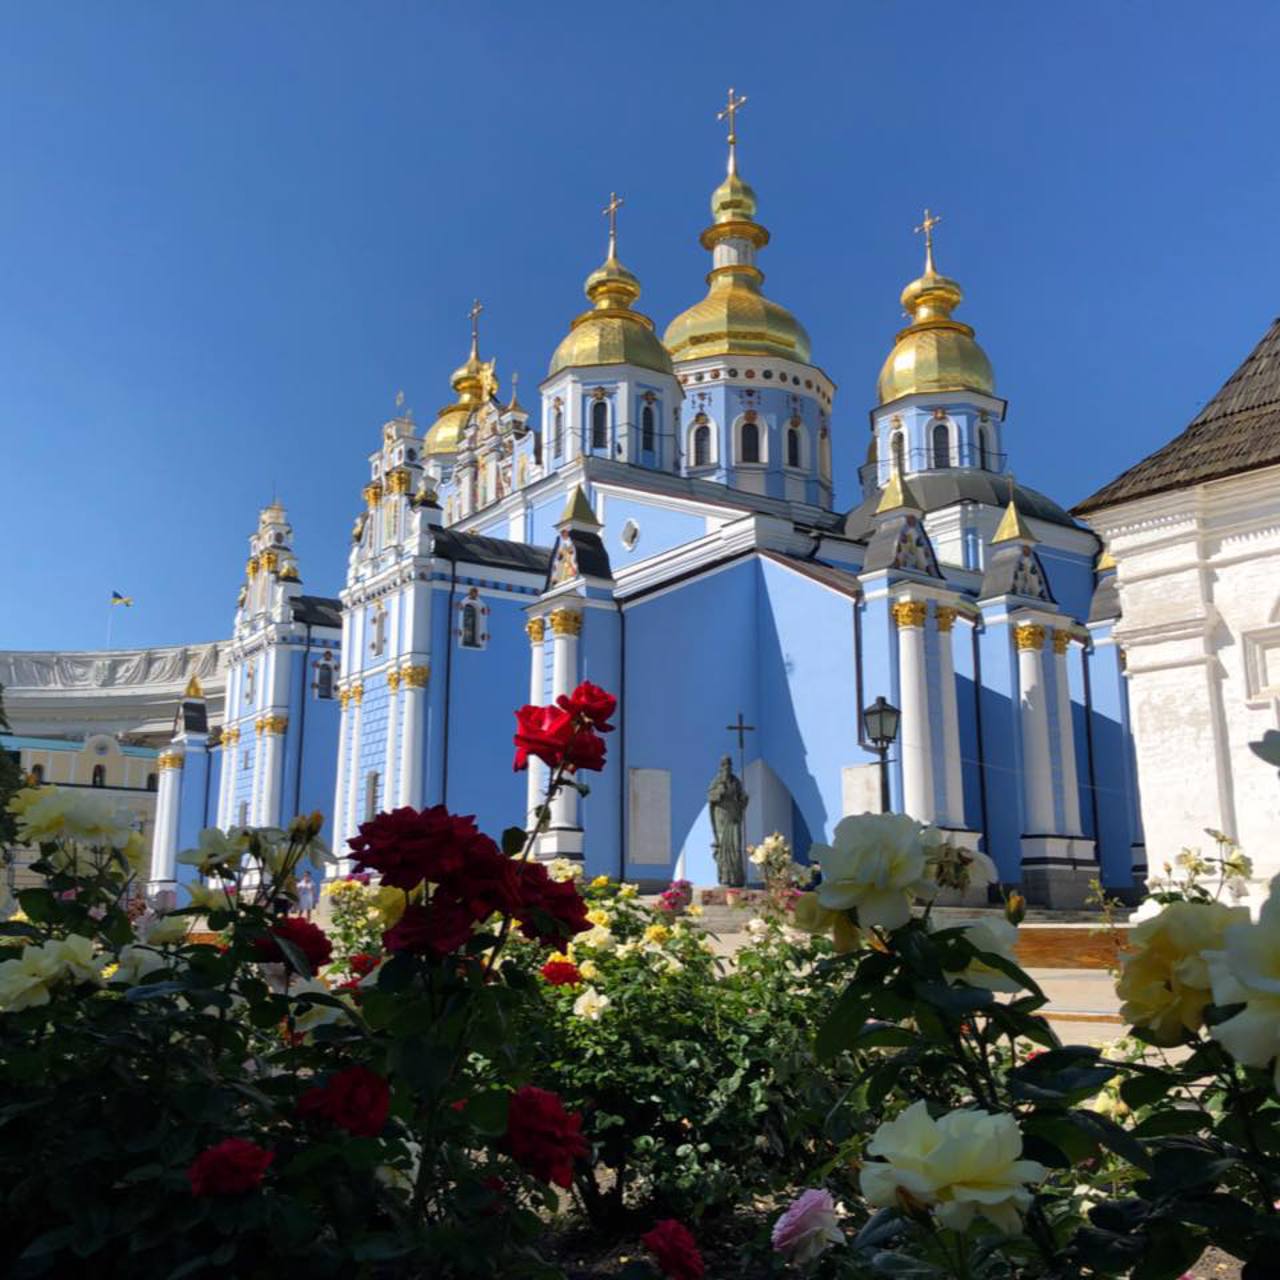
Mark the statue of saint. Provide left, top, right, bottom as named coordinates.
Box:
left=708, top=755, right=749, bottom=887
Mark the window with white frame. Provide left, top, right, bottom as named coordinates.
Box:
left=786, top=421, right=802, bottom=468
left=739, top=416, right=761, bottom=464
left=460, top=601, right=482, bottom=649
left=590, top=399, right=608, bottom=450
left=932, top=420, right=951, bottom=469
left=690, top=416, right=713, bottom=467
left=364, top=771, right=379, bottom=821
left=641, top=404, right=655, bottom=454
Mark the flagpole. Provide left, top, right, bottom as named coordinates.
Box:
left=106, top=601, right=114, bottom=651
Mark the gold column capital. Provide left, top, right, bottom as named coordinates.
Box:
left=338, top=688, right=351, bottom=710
left=246, top=556, right=260, bottom=579
left=253, top=716, right=266, bottom=735
left=1052, top=629, right=1072, bottom=655
left=362, top=481, right=384, bottom=507
left=526, top=617, right=546, bottom=643
left=1014, top=623, right=1046, bottom=652
left=386, top=669, right=401, bottom=692
left=262, top=714, right=289, bottom=735
left=385, top=468, right=411, bottom=495
left=549, top=608, right=583, bottom=637
left=351, top=682, right=365, bottom=705
left=935, top=606, right=958, bottom=633
left=400, top=664, right=430, bottom=688
left=261, top=550, right=279, bottom=574
left=156, top=751, right=184, bottom=771
left=891, top=600, right=928, bottom=629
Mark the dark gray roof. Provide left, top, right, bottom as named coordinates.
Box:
left=1088, top=571, right=1121, bottom=623
left=290, top=595, right=342, bottom=628
left=1076, top=319, right=1280, bottom=514
left=431, top=528, right=553, bottom=576
left=844, top=472, right=1079, bottom=541
left=549, top=529, right=612, bottom=586
left=978, top=542, right=1056, bottom=605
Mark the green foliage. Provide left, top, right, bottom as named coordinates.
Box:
left=0, top=683, right=22, bottom=847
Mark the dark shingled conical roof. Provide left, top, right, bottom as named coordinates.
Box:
left=1076, top=318, right=1280, bottom=514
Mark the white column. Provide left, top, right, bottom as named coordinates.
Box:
left=935, top=606, right=966, bottom=827
left=215, top=727, right=236, bottom=829
left=526, top=617, right=547, bottom=826
left=548, top=607, right=581, bottom=832
left=149, top=751, right=183, bottom=886
left=249, top=719, right=266, bottom=825
left=892, top=600, right=934, bottom=823
left=383, top=670, right=400, bottom=809
left=1052, top=629, right=1083, bottom=836
left=332, top=690, right=350, bottom=847
left=399, top=666, right=429, bottom=807
left=1016, top=623, right=1056, bottom=833
left=345, top=684, right=364, bottom=836
left=260, top=715, right=287, bottom=827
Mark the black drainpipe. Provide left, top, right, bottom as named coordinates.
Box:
left=441, top=558, right=459, bottom=805
left=292, top=621, right=312, bottom=820
left=853, top=597, right=866, bottom=748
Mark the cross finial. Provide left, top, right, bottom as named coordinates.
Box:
left=717, top=86, right=748, bottom=175
left=914, top=208, right=942, bottom=274
left=468, top=298, right=483, bottom=357
left=602, top=191, right=624, bottom=259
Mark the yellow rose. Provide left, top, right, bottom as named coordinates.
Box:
left=861, top=1101, right=1046, bottom=1234
left=586, top=908, right=612, bottom=928
left=947, top=919, right=1023, bottom=993
left=371, top=885, right=408, bottom=931
left=578, top=959, right=600, bottom=981
left=793, top=891, right=838, bottom=934
left=811, top=813, right=934, bottom=932
left=0, top=935, right=102, bottom=1012
left=590, top=875, right=611, bottom=890
left=687, top=904, right=704, bottom=918
left=1117, top=900, right=1246, bottom=1045
left=186, top=883, right=237, bottom=913
left=643, top=923, right=672, bottom=945
left=618, top=883, right=639, bottom=899
left=1206, top=875, right=1280, bottom=1087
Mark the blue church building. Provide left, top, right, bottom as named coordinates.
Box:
left=149, top=101, right=1144, bottom=907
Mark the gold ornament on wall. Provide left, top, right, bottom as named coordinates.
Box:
left=400, top=664, right=430, bottom=688
left=935, top=606, right=958, bottom=633
left=1015, top=623, right=1046, bottom=652
left=549, top=608, right=583, bottom=637
left=891, top=600, right=928, bottom=629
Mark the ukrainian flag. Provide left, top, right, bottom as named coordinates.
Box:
left=110, top=591, right=133, bottom=607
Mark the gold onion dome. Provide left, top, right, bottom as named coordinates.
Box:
left=877, top=212, right=994, bottom=404
left=426, top=301, right=495, bottom=455
left=548, top=194, right=672, bottom=378
left=663, top=93, right=810, bottom=364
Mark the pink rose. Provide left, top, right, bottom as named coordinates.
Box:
left=771, top=1188, right=844, bottom=1264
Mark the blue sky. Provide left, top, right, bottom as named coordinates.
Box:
left=3, top=2, right=1278, bottom=651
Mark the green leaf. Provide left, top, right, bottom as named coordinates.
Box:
left=273, top=934, right=313, bottom=979
left=465, top=1091, right=511, bottom=1137
left=1131, top=1109, right=1205, bottom=1139
left=1120, top=1071, right=1176, bottom=1110
left=1066, top=1108, right=1153, bottom=1174
left=17, top=887, right=58, bottom=924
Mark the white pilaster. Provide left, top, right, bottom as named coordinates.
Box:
left=345, top=683, right=364, bottom=836
left=526, top=617, right=548, bottom=826
left=149, top=751, right=184, bottom=887
left=892, top=600, right=934, bottom=822
left=399, top=665, right=429, bottom=807
left=249, top=720, right=266, bottom=825
left=332, top=689, right=350, bottom=847
left=935, top=606, right=966, bottom=827
left=383, top=670, right=400, bottom=810
left=1016, top=623, right=1056, bottom=833
left=547, top=607, right=582, bottom=842
left=260, top=715, right=287, bottom=828
left=1052, top=630, right=1083, bottom=836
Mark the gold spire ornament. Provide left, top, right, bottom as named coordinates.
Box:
left=914, top=208, right=941, bottom=276
left=875, top=466, right=920, bottom=515
left=992, top=476, right=1037, bottom=544
left=426, top=297, right=499, bottom=455
left=602, top=191, right=624, bottom=258
left=718, top=86, right=748, bottom=175
left=468, top=298, right=484, bottom=356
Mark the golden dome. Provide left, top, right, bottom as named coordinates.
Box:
left=548, top=217, right=673, bottom=377
left=425, top=336, right=495, bottom=456
left=664, top=145, right=810, bottom=365
left=876, top=233, right=994, bottom=403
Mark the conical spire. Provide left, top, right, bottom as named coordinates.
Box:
left=875, top=467, right=921, bottom=515
left=991, top=479, right=1037, bottom=544
left=558, top=484, right=601, bottom=529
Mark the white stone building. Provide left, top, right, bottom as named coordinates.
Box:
left=1076, top=319, right=1280, bottom=887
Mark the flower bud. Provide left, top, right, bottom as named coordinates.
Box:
left=1005, top=891, right=1026, bottom=926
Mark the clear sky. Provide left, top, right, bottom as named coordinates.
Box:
left=3, top=1, right=1278, bottom=651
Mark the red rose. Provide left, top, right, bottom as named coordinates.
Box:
left=442, top=836, right=522, bottom=921
left=252, top=916, right=333, bottom=974
left=540, top=959, right=582, bottom=986
left=348, top=805, right=485, bottom=890
left=642, top=1219, right=705, bottom=1280
left=297, top=1066, right=390, bottom=1137
left=349, top=952, right=379, bottom=978
left=382, top=898, right=475, bottom=957
left=563, top=728, right=606, bottom=772
left=502, top=1085, right=587, bottom=1188
left=556, top=681, right=617, bottom=732
left=512, top=704, right=576, bottom=771
left=187, top=1138, right=274, bottom=1197
left=514, top=863, right=591, bottom=945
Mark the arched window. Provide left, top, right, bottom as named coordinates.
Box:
left=146, top=772, right=157, bottom=791
left=891, top=431, right=905, bottom=476
left=591, top=399, right=608, bottom=450
left=238, top=801, right=249, bottom=826
left=932, top=421, right=950, bottom=469
left=979, top=425, right=992, bottom=471
left=29, top=763, right=44, bottom=785
left=315, top=662, right=334, bottom=700
left=641, top=404, right=655, bottom=454
left=740, top=419, right=760, bottom=464
left=364, top=770, right=380, bottom=821
left=787, top=424, right=802, bottom=469
left=553, top=408, right=564, bottom=457
left=460, top=601, right=481, bottom=648
left=693, top=424, right=711, bottom=467
left=369, top=604, right=386, bottom=656
left=91, top=765, right=105, bottom=788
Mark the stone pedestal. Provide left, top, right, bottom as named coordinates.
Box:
left=1021, top=835, right=1099, bottom=908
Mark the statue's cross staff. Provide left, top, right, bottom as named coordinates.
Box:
left=725, top=710, right=755, bottom=782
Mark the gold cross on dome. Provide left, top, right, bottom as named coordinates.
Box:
left=468, top=298, right=484, bottom=350
left=718, top=86, right=748, bottom=172
left=914, top=208, right=941, bottom=272
left=601, top=191, right=624, bottom=257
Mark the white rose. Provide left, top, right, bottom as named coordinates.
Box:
left=572, top=986, right=611, bottom=1021
left=111, top=945, right=169, bottom=986
left=811, top=813, right=934, bottom=931
left=946, top=919, right=1022, bottom=993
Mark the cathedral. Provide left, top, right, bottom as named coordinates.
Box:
left=147, top=94, right=1143, bottom=907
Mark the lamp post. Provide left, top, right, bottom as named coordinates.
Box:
left=862, top=695, right=901, bottom=814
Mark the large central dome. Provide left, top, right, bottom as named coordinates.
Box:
left=663, top=165, right=810, bottom=365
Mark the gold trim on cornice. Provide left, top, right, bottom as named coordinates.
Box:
left=157, top=751, right=184, bottom=770
left=400, top=664, right=430, bottom=688
left=549, top=608, right=583, bottom=637
left=1015, top=623, right=1046, bottom=652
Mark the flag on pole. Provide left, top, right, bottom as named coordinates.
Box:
left=110, top=591, right=133, bottom=607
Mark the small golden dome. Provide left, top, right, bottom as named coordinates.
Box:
left=876, top=237, right=995, bottom=404
left=711, top=171, right=758, bottom=224
left=548, top=236, right=672, bottom=378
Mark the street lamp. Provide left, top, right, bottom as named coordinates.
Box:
left=862, top=695, right=901, bottom=813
